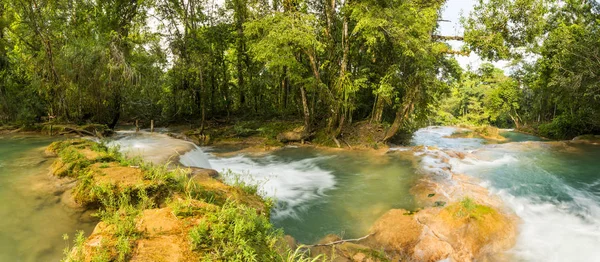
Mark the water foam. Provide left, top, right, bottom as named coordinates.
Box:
left=207, top=154, right=336, bottom=219
left=494, top=187, right=600, bottom=261
left=447, top=146, right=600, bottom=261
left=409, top=127, right=600, bottom=261
left=109, top=131, right=211, bottom=168
left=178, top=145, right=212, bottom=169
left=411, top=126, right=485, bottom=150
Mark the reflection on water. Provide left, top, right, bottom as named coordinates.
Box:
left=0, top=136, right=96, bottom=262
left=207, top=148, right=419, bottom=243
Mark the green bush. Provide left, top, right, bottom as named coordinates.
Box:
left=538, top=115, right=589, bottom=139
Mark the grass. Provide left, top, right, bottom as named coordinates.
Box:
left=188, top=200, right=282, bottom=261
left=53, top=138, right=330, bottom=261
left=473, top=125, right=500, bottom=138
left=62, top=231, right=86, bottom=262
left=62, top=192, right=145, bottom=262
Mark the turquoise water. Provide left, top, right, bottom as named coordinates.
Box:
left=410, top=127, right=600, bottom=261
left=206, top=147, right=419, bottom=243
left=500, top=130, right=546, bottom=143
left=0, top=136, right=96, bottom=262
left=65, top=127, right=600, bottom=261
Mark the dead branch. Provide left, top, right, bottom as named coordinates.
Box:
left=341, top=138, right=353, bottom=149
left=304, top=234, right=372, bottom=248
left=441, top=50, right=471, bottom=56
left=60, top=127, right=97, bottom=137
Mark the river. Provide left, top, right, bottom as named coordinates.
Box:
left=0, top=135, right=96, bottom=262
left=197, top=127, right=600, bottom=261
left=1, top=127, right=599, bottom=261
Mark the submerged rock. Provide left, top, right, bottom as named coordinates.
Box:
left=572, top=134, right=600, bottom=145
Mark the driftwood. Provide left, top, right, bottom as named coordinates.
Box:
left=304, top=234, right=372, bottom=248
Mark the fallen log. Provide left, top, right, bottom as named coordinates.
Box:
left=60, top=127, right=98, bottom=137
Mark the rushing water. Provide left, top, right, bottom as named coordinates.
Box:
left=411, top=127, right=600, bottom=261
left=204, top=147, right=419, bottom=243
left=0, top=136, right=96, bottom=262
left=5, top=127, right=594, bottom=261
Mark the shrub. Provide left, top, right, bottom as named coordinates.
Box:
left=538, top=114, right=590, bottom=139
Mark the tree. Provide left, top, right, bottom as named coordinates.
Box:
left=464, top=0, right=600, bottom=138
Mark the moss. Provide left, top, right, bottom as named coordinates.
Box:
left=449, top=198, right=496, bottom=220
left=446, top=130, right=475, bottom=138
left=439, top=197, right=514, bottom=255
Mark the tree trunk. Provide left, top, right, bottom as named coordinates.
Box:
left=328, top=14, right=350, bottom=144
left=300, top=86, right=311, bottom=133
left=371, top=94, right=385, bottom=123
left=232, top=0, right=248, bottom=110
left=199, top=66, right=206, bottom=134
left=383, top=101, right=414, bottom=142
left=108, top=90, right=121, bottom=129
left=281, top=66, right=288, bottom=110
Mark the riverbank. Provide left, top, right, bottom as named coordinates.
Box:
left=47, top=138, right=322, bottom=261
left=43, top=127, right=519, bottom=261
left=6, top=123, right=557, bottom=261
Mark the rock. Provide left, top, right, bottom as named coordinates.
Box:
left=414, top=199, right=517, bottom=262
left=276, top=131, right=308, bottom=143
left=187, top=167, right=219, bottom=179
left=412, top=235, right=454, bottom=262
left=572, top=134, right=600, bottom=144
left=131, top=235, right=193, bottom=262
left=136, top=208, right=183, bottom=235
left=284, top=235, right=297, bottom=250
left=61, top=188, right=83, bottom=209
left=352, top=252, right=366, bottom=261
left=367, top=209, right=422, bottom=254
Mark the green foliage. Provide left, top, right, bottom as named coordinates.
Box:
left=61, top=231, right=86, bottom=262
left=538, top=114, right=590, bottom=140
left=1, top=0, right=462, bottom=141
left=221, top=170, right=262, bottom=196
left=97, top=193, right=143, bottom=262
left=464, top=0, right=600, bottom=137
left=434, top=64, right=521, bottom=128
left=189, top=201, right=281, bottom=261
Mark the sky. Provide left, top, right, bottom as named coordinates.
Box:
left=439, top=0, right=510, bottom=71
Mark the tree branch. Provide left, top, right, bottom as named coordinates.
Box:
left=432, top=35, right=464, bottom=41
left=304, top=234, right=372, bottom=247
